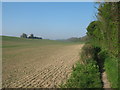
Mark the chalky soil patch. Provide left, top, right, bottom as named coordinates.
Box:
left=102, top=71, right=111, bottom=88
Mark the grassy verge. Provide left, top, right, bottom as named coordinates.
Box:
left=60, top=44, right=102, bottom=88
left=98, top=50, right=118, bottom=88
left=105, top=56, right=118, bottom=88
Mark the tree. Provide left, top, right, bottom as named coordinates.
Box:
left=87, top=2, right=119, bottom=56
left=86, top=21, right=100, bottom=38
left=28, top=34, right=34, bottom=38
left=20, top=33, right=27, bottom=38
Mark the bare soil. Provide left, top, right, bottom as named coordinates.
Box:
left=2, top=44, right=84, bottom=88
left=102, top=71, right=111, bottom=88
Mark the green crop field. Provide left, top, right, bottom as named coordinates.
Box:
left=2, top=36, right=79, bottom=48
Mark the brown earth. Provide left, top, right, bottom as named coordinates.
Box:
left=2, top=44, right=84, bottom=88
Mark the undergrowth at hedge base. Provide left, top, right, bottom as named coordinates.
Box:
left=60, top=59, right=102, bottom=88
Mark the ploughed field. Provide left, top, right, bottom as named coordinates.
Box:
left=2, top=36, right=84, bottom=88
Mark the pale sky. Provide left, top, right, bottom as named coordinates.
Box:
left=2, top=2, right=98, bottom=39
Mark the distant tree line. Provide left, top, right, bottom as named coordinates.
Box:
left=67, top=35, right=89, bottom=42
left=20, top=33, right=42, bottom=39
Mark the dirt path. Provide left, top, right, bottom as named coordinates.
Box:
left=96, top=53, right=111, bottom=89
left=102, top=71, right=111, bottom=88
left=3, top=44, right=84, bottom=88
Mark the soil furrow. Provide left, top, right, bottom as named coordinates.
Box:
left=3, top=44, right=84, bottom=88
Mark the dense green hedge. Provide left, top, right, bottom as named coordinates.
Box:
left=86, top=2, right=119, bottom=88
left=87, top=3, right=119, bottom=57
